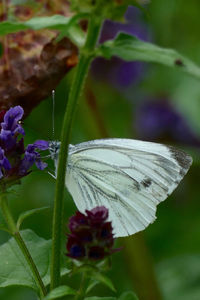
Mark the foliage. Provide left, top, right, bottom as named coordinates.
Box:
left=0, top=230, right=68, bottom=291
left=0, top=0, right=199, bottom=300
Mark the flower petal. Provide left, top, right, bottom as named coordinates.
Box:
left=34, top=140, right=49, bottom=150
left=35, top=159, right=47, bottom=170
left=0, top=147, right=11, bottom=170
left=1, top=106, right=25, bottom=135
left=0, top=129, right=16, bottom=150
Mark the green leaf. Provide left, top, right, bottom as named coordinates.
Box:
left=92, top=272, right=116, bottom=292
left=25, top=14, right=86, bottom=31
left=0, top=21, right=28, bottom=35
left=86, top=279, right=99, bottom=294
left=57, top=23, right=86, bottom=47
left=16, top=207, right=49, bottom=230
left=97, top=33, right=200, bottom=81
left=25, top=15, right=72, bottom=30
left=0, top=229, right=69, bottom=291
left=0, top=224, right=10, bottom=233
left=0, top=14, right=86, bottom=47
left=85, top=297, right=116, bottom=300
left=71, top=263, right=115, bottom=292
left=43, top=285, right=76, bottom=300
left=118, top=291, right=139, bottom=300
left=0, top=13, right=86, bottom=35
left=71, top=263, right=97, bottom=276
left=11, top=0, right=38, bottom=5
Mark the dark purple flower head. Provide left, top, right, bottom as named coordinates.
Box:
left=88, top=246, right=105, bottom=260
left=0, top=106, right=49, bottom=188
left=86, top=206, right=109, bottom=225
left=67, top=236, right=86, bottom=259
left=66, top=206, right=119, bottom=261
left=69, top=211, right=88, bottom=233
left=135, top=98, right=200, bottom=147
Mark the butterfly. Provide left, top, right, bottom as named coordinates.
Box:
left=49, top=138, right=192, bottom=237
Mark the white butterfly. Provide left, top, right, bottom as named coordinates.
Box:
left=49, top=138, right=192, bottom=237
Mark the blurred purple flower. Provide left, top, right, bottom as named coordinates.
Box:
left=135, top=98, right=200, bottom=147
left=66, top=206, right=119, bottom=261
left=92, top=6, right=150, bottom=88
left=0, top=105, right=48, bottom=188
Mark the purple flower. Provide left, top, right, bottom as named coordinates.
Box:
left=91, top=6, right=150, bottom=89
left=99, top=6, right=149, bottom=44
left=0, top=105, right=48, bottom=187
left=0, top=129, right=17, bottom=151
left=69, top=211, right=88, bottom=233
left=88, top=246, right=105, bottom=260
left=0, top=147, right=11, bottom=179
left=1, top=106, right=25, bottom=135
left=33, top=140, right=49, bottom=150
left=67, top=236, right=86, bottom=259
left=135, top=98, right=200, bottom=147
left=66, top=207, right=118, bottom=261
left=19, top=141, right=48, bottom=175
left=86, top=206, right=109, bottom=225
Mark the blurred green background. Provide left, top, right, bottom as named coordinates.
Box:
left=1, top=0, right=200, bottom=299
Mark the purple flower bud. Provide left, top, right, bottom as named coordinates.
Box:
left=1, top=106, right=25, bottom=135
left=67, top=236, right=86, bottom=259
left=35, top=159, right=48, bottom=170
left=69, top=211, right=89, bottom=233
left=19, top=150, right=36, bottom=175
left=99, top=222, right=114, bottom=243
left=0, top=147, right=11, bottom=179
left=66, top=206, right=119, bottom=261
left=19, top=140, right=48, bottom=175
left=33, top=140, right=49, bottom=150
left=86, top=206, right=109, bottom=225
left=0, top=129, right=16, bottom=150
left=88, top=246, right=105, bottom=260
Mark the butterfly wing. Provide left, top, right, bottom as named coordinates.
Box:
left=65, top=139, right=192, bottom=237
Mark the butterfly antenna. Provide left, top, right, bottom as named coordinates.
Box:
left=52, top=89, right=55, bottom=140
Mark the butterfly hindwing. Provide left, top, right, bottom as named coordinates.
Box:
left=65, top=139, right=192, bottom=237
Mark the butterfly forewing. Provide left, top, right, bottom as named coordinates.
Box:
left=64, top=139, right=192, bottom=237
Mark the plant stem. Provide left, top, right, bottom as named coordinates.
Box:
left=0, top=192, right=47, bottom=298
left=75, top=273, right=89, bottom=300
left=50, top=14, right=103, bottom=290
left=123, top=233, right=162, bottom=300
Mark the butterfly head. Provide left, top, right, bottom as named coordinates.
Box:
left=48, top=140, right=61, bottom=161
left=48, top=140, right=75, bottom=162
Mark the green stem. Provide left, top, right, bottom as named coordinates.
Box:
left=0, top=192, right=47, bottom=298
left=75, top=273, right=89, bottom=300
left=122, top=233, right=162, bottom=300
left=50, top=14, right=103, bottom=290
